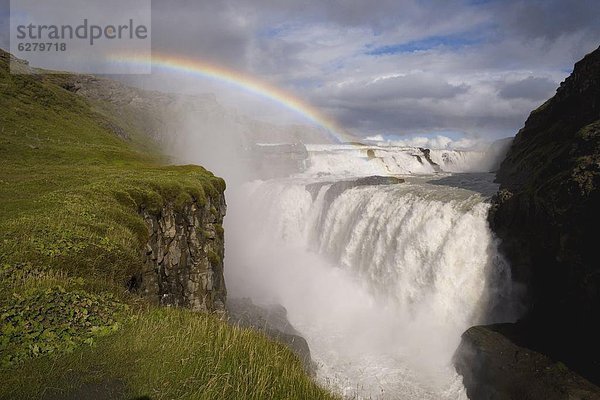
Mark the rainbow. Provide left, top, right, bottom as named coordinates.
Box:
left=109, top=53, right=357, bottom=143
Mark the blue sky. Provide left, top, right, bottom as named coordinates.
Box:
left=365, top=33, right=485, bottom=55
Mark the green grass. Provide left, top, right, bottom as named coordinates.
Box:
left=1, top=308, right=334, bottom=400
left=0, top=50, right=335, bottom=399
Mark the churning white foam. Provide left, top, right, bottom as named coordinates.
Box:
left=225, top=146, right=517, bottom=399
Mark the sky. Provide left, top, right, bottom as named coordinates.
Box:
left=1, top=0, right=600, bottom=143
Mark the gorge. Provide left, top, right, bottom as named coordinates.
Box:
left=219, top=46, right=600, bottom=399
left=104, top=45, right=600, bottom=398
left=224, top=144, right=517, bottom=399
left=2, top=44, right=600, bottom=400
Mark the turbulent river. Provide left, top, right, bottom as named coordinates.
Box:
left=225, top=144, right=519, bottom=399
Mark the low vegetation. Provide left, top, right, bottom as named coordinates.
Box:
left=0, top=50, right=335, bottom=399
left=1, top=308, right=334, bottom=400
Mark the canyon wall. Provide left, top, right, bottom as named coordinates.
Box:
left=455, top=46, right=600, bottom=398
left=137, top=195, right=227, bottom=313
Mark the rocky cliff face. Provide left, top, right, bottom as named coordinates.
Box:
left=136, top=195, right=227, bottom=313
left=456, top=325, right=600, bottom=400
left=455, top=46, right=600, bottom=398
left=227, top=298, right=315, bottom=375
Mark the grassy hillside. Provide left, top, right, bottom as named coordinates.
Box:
left=0, top=50, right=335, bottom=400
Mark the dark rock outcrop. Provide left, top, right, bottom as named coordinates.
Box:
left=418, top=147, right=443, bottom=172
left=455, top=46, right=600, bottom=397
left=227, top=298, right=315, bottom=375
left=136, top=194, right=227, bottom=313
left=455, top=325, right=600, bottom=400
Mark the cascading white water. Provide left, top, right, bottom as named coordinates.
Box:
left=303, top=144, right=506, bottom=177
left=225, top=145, right=517, bottom=399
left=427, top=150, right=490, bottom=173
left=304, top=145, right=437, bottom=176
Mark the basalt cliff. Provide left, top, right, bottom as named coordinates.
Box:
left=455, top=46, right=600, bottom=399
left=136, top=196, right=227, bottom=313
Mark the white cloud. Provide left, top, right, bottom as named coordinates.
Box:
left=5, top=0, right=596, bottom=140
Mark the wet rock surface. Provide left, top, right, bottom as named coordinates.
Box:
left=418, top=147, right=443, bottom=172
left=455, top=325, right=600, bottom=400
left=305, top=175, right=405, bottom=201
left=227, top=298, right=315, bottom=375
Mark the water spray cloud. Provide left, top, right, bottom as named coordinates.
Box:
left=109, top=52, right=357, bottom=144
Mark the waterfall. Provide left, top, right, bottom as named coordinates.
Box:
left=225, top=147, right=518, bottom=399
left=302, top=144, right=508, bottom=177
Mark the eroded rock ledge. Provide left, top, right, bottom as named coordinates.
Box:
left=227, top=298, right=315, bottom=375
left=136, top=194, right=227, bottom=313
left=455, top=325, right=600, bottom=400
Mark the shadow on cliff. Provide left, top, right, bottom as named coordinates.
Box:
left=454, top=45, right=600, bottom=399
